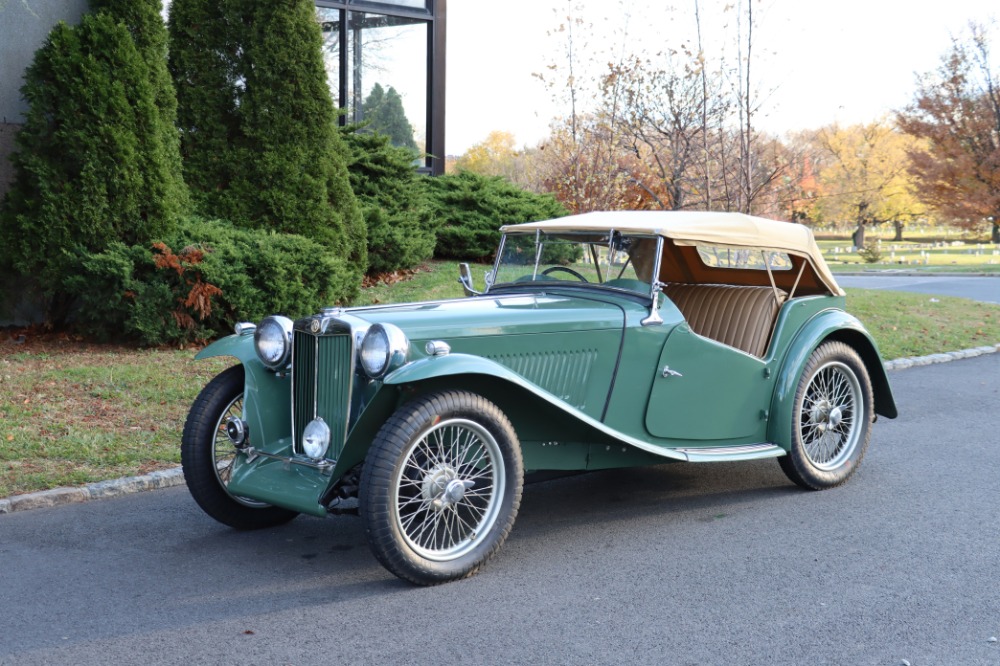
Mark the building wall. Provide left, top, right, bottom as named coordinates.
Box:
left=0, top=0, right=89, bottom=200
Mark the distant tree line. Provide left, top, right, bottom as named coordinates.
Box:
left=458, top=4, right=1000, bottom=246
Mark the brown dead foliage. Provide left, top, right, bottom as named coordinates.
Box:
left=361, top=267, right=421, bottom=289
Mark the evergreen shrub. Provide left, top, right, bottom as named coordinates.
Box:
left=65, top=218, right=347, bottom=345
left=341, top=128, right=437, bottom=275
left=420, top=171, right=568, bottom=261
left=0, top=3, right=188, bottom=323
left=168, top=0, right=366, bottom=296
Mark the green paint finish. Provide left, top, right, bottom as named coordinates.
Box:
left=520, top=440, right=668, bottom=471
left=353, top=293, right=626, bottom=339
left=646, top=324, right=768, bottom=441
left=520, top=440, right=589, bottom=470
left=586, top=442, right=669, bottom=469
left=226, top=441, right=328, bottom=517
left=766, top=306, right=897, bottom=450
left=195, top=332, right=293, bottom=453
left=195, top=332, right=255, bottom=363
left=192, top=280, right=895, bottom=516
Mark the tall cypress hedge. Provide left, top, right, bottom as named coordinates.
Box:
left=169, top=0, right=366, bottom=302
left=0, top=1, right=188, bottom=322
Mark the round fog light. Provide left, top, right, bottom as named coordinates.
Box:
left=302, top=417, right=331, bottom=460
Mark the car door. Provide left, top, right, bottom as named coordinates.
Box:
left=644, top=323, right=772, bottom=442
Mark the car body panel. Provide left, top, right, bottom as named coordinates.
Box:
left=646, top=324, right=769, bottom=440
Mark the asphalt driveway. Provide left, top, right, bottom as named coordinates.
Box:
left=1, top=354, right=998, bottom=665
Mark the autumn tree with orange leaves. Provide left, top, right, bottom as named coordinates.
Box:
left=897, top=23, right=1000, bottom=244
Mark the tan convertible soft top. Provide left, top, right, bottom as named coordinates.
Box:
left=502, top=211, right=843, bottom=297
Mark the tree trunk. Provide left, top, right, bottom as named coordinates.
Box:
left=852, top=224, right=866, bottom=249
left=992, top=221, right=1000, bottom=245
left=893, top=220, right=904, bottom=242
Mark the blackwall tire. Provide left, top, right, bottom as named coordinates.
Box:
left=360, top=391, right=523, bottom=585
left=779, top=341, right=874, bottom=490
left=181, top=365, right=298, bottom=529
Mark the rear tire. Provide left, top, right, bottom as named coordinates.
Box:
left=779, top=341, right=874, bottom=490
left=360, top=391, right=523, bottom=585
left=182, top=365, right=298, bottom=529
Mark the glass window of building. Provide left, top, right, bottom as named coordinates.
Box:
left=318, top=0, right=445, bottom=174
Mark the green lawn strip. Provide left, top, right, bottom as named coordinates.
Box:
left=845, top=288, right=1000, bottom=360
left=830, top=264, right=1000, bottom=274
left=2, top=269, right=998, bottom=498
left=354, top=260, right=486, bottom=305
left=1, top=349, right=231, bottom=497
left=816, top=237, right=1000, bottom=272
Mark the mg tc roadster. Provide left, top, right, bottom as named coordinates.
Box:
left=183, top=211, right=897, bottom=585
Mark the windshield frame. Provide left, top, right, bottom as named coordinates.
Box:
left=485, top=230, right=664, bottom=303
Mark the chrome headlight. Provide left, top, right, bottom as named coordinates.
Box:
left=359, top=323, right=409, bottom=379
left=254, top=315, right=293, bottom=370
left=302, top=417, right=331, bottom=460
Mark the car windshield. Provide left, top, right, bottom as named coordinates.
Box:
left=486, top=231, right=660, bottom=297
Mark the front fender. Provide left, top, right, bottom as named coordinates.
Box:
left=195, top=333, right=292, bottom=455
left=383, top=353, right=533, bottom=388
left=767, top=309, right=898, bottom=451
left=196, top=333, right=257, bottom=363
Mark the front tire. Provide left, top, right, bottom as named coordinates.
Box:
left=360, top=391, right=523, bottom=585
left=779, top=341, right=874, bottom=490
left=181, top=365, right=298, bottom=529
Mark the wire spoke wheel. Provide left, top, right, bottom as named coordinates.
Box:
left=799, top=361, right=862, bottom=470
left=182, top=365, right=298, bottom=529
left=780, top=341, right=873, bottom=490
left=393, top=419, right=504, bottom=561
left=210, top=393, right=269, bottom=508
left=361, top=391, right=523, bottom=585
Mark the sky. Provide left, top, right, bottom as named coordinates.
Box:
left=444, top=0, right=999, bottom=156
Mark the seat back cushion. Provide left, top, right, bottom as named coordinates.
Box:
left=663, top=284, right=786, bottom=357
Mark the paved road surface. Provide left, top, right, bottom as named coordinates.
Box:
left=2, top=355, right=999, bottom=665
left=837, top=274, right=1000, bottom=304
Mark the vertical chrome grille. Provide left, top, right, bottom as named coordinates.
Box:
left=292, top=330, right=353, bottom=458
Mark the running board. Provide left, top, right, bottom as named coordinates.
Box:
left=674, top=443, right=785, bottom=463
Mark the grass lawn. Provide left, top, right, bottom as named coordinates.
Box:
left=2, top=260, right=999, bottom=498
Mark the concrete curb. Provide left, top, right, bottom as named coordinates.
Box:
left=882, top=344, right=1000, bottom=371
left=0, top=467, right=184, bottom=515
left=3, top=342, right=1000, bottom=515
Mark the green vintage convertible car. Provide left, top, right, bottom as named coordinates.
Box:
left=183, top=211, right=897, bottom=584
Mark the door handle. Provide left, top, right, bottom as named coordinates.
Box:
left=661, top=365, right=683, bottom=378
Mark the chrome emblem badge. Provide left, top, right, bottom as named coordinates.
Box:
left=310, top=319, right=321, bottom=333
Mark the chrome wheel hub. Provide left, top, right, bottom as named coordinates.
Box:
left=422, top=465, right=476, bottom=512
left=422, top=464, right=456, bottom=502
left=809, top=400, right=843, bottom=433
left=799, top=362, right=862, bottom=470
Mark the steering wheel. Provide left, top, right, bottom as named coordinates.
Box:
left=541, top=266, right=589, bottom=282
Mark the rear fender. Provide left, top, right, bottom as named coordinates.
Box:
left=768, top=310, right=898, bottom=451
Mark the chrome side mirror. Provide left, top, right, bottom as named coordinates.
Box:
left=458, top=263, right=481, bottom=296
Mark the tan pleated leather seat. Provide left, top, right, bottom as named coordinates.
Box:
left=663, top=283, right=787, bottom=358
